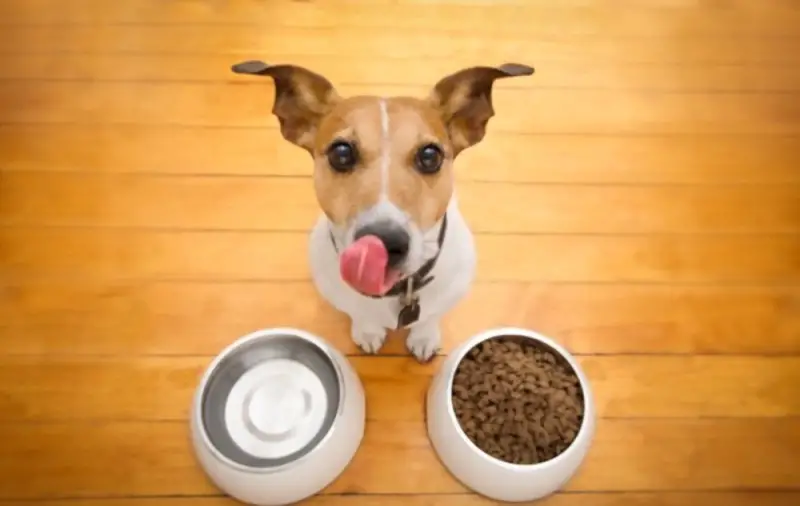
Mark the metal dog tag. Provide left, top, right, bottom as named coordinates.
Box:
left=397, top=279, right=421, bottom=329
left=397, top=301, right=421, bottom=329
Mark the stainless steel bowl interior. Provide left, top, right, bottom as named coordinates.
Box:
left=200, top=334, right=341, bottom=468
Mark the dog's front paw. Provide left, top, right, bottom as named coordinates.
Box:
left=351, top=321, right=386, bottom=354
left=406, top=322, right=441, bottom=363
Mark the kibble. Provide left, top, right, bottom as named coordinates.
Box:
left=451, top=336, right=584, bottom=465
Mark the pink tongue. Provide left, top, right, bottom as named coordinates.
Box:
left=340, top=235, right=399, bottom=296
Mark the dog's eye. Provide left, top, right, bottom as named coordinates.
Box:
left=415, top=144, right=444, bottom=174
left=326, top=141, right=358, bottom=173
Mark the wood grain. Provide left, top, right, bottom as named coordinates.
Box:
left=1, top=419, right=798, bottom=498
left=3, top=25, right=799, bottom=65
left=2, top=173, right=797, bottom=233
left=3, top=82, right=799, bottom=135
left=1, top=282, right=797, bottom=355
left=2, top=494, right=799, bottom=506
left=1, top=0, right=798, bottom=504
left=4, top=54, right=800, bottom=92
left=3, top=0, right=800, bottom=37
left=1, top=355, right=798, bottom=422
left=3, top=125, right=799, bottom=184
left=2, top=229, right=797, bottom=283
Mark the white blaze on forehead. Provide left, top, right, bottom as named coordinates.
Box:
left=346, top=98, right=406, bottom=241
left=378, top=98, right=390, bottom=197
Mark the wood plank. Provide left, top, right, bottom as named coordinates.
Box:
left=1, top=355, right=798, bottom=422
left=0, top=419, right=797, bottom=498
left=4, top=54, right=800, bottom=92
left=1, top=2, right=797, bottom=505
left=2, top=173, right=797, bottom=234
left=2, top=493, right=799, bottom=506
left=2, top=229, right=797, bottom=284
left=2, top=0, right=799, bottom=37
left=1, top=25, right=798, bottom=65
left=2, top=282, right=797, bottom=355
left=3, top=126, right=799, bottom=184
left=2, top=82, right=799, bottom=135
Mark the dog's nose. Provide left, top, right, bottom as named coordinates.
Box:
left=354, top=221, right=410, bottom=269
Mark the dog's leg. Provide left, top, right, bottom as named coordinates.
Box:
left=351, top=319, right=387, bottom=354
left=406, top=318, right=441, bottom=363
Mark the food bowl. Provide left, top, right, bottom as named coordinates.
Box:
left=190, top=328, right=365, bottom=506
left=427, top=327, right=595, bottom=502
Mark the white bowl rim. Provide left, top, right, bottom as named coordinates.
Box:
left=441, top=326, right=594, bottom=472
left=193, top=327, right=351, bottom=474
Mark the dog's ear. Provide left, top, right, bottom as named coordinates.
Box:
left=232, top=60, right=341, bottom=152
left=428, top=63, right=534, bottom=156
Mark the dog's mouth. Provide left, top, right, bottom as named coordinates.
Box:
left=339, top=235, right=403, bottom=296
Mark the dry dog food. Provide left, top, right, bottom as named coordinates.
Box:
left=451, top=336, right=584, bottom=465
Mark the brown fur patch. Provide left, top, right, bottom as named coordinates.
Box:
left=384, top=97, right=453, bottom=230
left=312, top=96, right=384, bottom=225
left=232, top=61, right=533, bottom=232
left=313, top=96, right=453, bottom=230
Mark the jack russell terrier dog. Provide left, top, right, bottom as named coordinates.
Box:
left=232, top=60, right=534, bottom=362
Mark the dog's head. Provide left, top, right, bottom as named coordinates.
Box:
left=232, top=61, right=533, bottom=296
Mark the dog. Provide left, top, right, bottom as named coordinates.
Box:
left=232, top=60, right=534, bottom=362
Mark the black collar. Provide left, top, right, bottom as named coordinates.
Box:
left=330, top=213, right=448, bottom=299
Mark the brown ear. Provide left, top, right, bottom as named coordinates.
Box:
left=428, top=63, right=534, bottom=156
left=232, top=60, right=341, bottom=152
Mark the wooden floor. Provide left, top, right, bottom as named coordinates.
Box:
left=1, top=0, right=799, bottom=504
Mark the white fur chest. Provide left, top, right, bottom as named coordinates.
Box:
left=308, top=202, right=476, bottom=333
